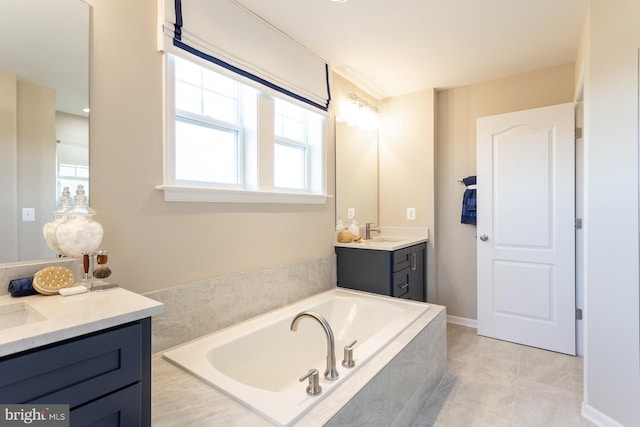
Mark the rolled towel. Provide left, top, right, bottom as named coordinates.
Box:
left=8, top=277, right=38, bottom=297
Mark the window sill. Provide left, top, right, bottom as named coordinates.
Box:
left=155, top=185, right=331, bottom=204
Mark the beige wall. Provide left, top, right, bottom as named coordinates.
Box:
left=583, top=1, right=640, bottom=424
left=16, top=81, right=57, bottom=261
left=0, top=71, right=56, bottom=263
left=435, top=63, right=575, bottom=319
left=379, top=89, right=436, bottom=299
left=88, top=0, right=336, bottom=294
left=0, top=70, right=18, bottom=262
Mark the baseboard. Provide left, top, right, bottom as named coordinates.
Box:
left=446, top=315, right=477, bottom=329
left=582, top=400, right=627, bottom=427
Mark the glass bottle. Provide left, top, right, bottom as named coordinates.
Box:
left=42, top=187, right=73, bottom=255
left=55, top=185, right=104, bottom=258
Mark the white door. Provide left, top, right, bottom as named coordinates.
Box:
left=477, top=102, right=576, bottom=355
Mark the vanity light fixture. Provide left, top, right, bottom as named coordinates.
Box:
left=338, top=93, right=379, bottom=131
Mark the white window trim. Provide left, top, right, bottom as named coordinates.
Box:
left=155, top=184, right=329, bottom=204
left=157, top=55, right=330, bottom=205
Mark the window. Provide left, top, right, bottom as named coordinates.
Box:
left=274, top=98, right=324, bottom=191
left=174, top=57, right=245, bottom=187
left=159, top=55, right=328, bottom=204
left=57, top=163, right=89, bottom=201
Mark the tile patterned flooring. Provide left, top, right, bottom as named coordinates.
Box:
left=412, top=324, right=595, bottom=427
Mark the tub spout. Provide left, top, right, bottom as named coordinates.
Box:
left=290, top=311, right=339, bottom=381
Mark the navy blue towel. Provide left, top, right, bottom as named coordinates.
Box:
left=461, top=176, right=477, bottom=225
left=8, top=277, right=38, bottom=297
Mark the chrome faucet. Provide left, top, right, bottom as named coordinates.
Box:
left=290, top=311, right=339, bottom=381
left=365, top=223, right=381, bottom=240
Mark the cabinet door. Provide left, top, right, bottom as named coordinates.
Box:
left=409, top=244, right=426, bottom=301
left=336, top=247, right=392, bottom=295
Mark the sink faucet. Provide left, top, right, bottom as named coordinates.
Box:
left=290, top=311, right=339, bottom=381
left=365, top=223, right=380, bottom=240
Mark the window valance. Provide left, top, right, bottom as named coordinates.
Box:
left=159, top=0, right=331, bottom=112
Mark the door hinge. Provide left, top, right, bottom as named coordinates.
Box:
left=575, top=127, right=583, bottom=139
left=576, top=308, right=583, bottom=320
left=575, top=218, right=583, bottom=230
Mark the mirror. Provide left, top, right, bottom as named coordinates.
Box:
left=0, top=0, right=90, bottom=264
left=335, top=120, right=379, bottom=227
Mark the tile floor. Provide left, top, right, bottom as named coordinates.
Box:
left=412, top=324, right=595, bottom=427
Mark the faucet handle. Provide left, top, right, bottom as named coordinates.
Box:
left=342, top=340, right=357, bottom=368
left=299, top=368, right=322, bottom=396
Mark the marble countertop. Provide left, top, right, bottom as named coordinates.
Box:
left=0, top=286, right=164, bottom=357
left=334, top=227, right=429, bottom=251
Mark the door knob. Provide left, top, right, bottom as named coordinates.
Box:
left=479, top=234, right=489, bottom=241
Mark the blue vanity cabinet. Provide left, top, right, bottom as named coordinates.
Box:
left=0, top=318, right=152, bottom=427
left=336, top=243, right=426, bottom=302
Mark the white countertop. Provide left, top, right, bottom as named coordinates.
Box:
left=0, top=286, right=164, bottom=357
left=334, top=227, right=429, bottom=251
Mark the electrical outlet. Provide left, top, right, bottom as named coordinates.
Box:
left=22, top=208, right=35, bottom=222
left=348, top=208, right=355, bottom=219
left=407, top=207, right=416, bottom=220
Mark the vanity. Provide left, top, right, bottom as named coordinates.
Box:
left=335, top=232, right=428, bottom=302
left=0, top=287, right=163, bottom=426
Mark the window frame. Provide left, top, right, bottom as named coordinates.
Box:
left=156, top=54, right=329, bottom=204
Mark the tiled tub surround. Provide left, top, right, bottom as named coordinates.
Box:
left=152, top=296, right=446, bottom=426
left=146, top=255, right=335, bottom=353
left=163, top=289, right=430, bottom=425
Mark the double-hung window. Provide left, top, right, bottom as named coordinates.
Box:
left=274, top=98, right=323, bottom=192
left=174, top=57, right=243, bottom=187
left=159, top=55, right=327, bottom=204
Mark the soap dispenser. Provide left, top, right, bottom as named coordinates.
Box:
left=336, top=217, right=346, bottom=231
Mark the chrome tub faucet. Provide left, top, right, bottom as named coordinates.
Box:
left=290, top=311, right=339, bottom=381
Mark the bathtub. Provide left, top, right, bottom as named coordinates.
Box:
left=163, top=288, right=429, bottom=426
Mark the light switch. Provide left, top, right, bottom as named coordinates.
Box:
left=22, top=208, right=35, bottom=222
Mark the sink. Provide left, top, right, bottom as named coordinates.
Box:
left=0, top=302, right=47, bottom=330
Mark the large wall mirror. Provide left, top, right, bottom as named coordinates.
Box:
left=335, top=120, right=379, bottom=226
left=0, top=0, right=90, bottom=264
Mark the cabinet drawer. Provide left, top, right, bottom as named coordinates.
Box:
left=0, top=322, right=142, bottom=409
left=71, top=383, right=141, bottom=427
left=392, top=270, right=411, bottom=298
left=392, top=247, right=412, bottom=271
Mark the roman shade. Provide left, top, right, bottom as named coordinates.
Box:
left=159, top=0, right=331, bottom=112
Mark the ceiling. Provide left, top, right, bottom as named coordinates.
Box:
left=1, top=1, right=588, bottom=111
left=235, top=0, right=588, bottom=99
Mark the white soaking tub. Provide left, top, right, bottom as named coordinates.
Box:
left=163, top=288, right=429, bottom=426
